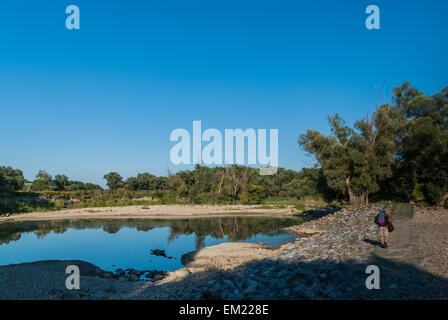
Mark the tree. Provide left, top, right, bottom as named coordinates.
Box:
left=299, top=104, right=398, bottom=204
left=126, top=173, right=168, bottom=191
left=54, top=174, right=69, bottom=191
left=0, top=166, right=25, bottom=191
left=31, top=170, right=53, bottom=191
left=103, top=172, right=124, bottom=190
left=394, top=82, right=448, bottom=206
left=285, top=168, right=330, bottom=200
left=246, top=184, right=266, bottom=204
left=0, top=173, right=6, bottom=192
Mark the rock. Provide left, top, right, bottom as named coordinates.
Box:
left=244, top=287, right=257, bottom=295
left=128, top=274, right=139, bottom=281
left=152, top=274, right=164, bottom=281
left=223, top=279, right=235, bottom=288
left=105, top=286, right=117, bottom=294
left=170, top=268, right=191, bottom=279
left=61, top=290, right=80, bottom=300
left=229, top=289, right=243, bottom=300
left=246, top=279, right=258, bottom=290
left=150, top=249, right=167, bottom=257
left=134, top=270, right=145, bottom=277
left=95, top=291, right=104, bottom=300
left=202, top=289, right=221, bottom=300
left=281, top=288, right=290, bottom=296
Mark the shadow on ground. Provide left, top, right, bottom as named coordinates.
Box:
left=1, top=252, right=447, bottom=299
left=293, top=207, right=341, bottom=222
left=363, top=238, right=383, bottom=248
left=147, top=252, right=448, bottom=300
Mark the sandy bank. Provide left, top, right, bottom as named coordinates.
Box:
left=181, top=242, right=276, bottom=270
left=0, top=204, right=297, bottom=222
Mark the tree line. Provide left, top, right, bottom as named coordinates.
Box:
left=0, top=168, right=102, bottom=192
left=102, top=166, right=330, bottom=204
left=0, top=164, right=329, bottom=205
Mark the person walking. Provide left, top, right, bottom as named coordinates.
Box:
left=374, top=206, right=393, bottom=248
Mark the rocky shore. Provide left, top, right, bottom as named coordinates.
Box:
left=1, top=205, right=447, bottom=300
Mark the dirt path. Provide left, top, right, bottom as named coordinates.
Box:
left=364, top=206, right=448, bottom=299
left=372, top=206, right=448, bottom=279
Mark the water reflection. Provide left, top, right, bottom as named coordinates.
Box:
left=0, top=216, right=304, bottom=248
left=0, top=216, right=304, bottom=271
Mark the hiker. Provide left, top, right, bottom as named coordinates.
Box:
left=374, top=206, right=392, bottom=249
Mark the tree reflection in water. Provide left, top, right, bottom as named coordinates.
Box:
left=0, top=216, right=305, bottom=250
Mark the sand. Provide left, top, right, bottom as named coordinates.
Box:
left=0, top=204, right=297, bottom=222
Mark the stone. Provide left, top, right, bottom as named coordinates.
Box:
left=152, top=274, right=164, bottom=281
left=61, top=291, right=80, bottom=300
left=105, top=286, right=117, bottom=294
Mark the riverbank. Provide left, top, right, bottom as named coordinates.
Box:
left=1, top=205, right=447, bottom=299
left=0, top=204, right=298, bottom=222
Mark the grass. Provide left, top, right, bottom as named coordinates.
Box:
left=0, top=195, right=57, bottom=214
left=293, top=203, right=306, bottom=213
left=255, top=204, right=287, bottom=209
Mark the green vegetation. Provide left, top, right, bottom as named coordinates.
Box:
left=1, top=82, right=446, bottom=214
left=255, top=204, right=287, bottom=209
left=300, top=82, right=447, bottom=206
left=293, top=203, right=306, bottom=213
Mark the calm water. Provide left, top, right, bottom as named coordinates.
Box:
left=0, top=216, right=303, bottom=272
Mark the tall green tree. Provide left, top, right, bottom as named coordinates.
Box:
left=299, top=104, right=398, bottom=204
left=103, top=172, right=124, bottom=190
left=0, top=166, right=25, bottom=191
left=31, top=170, right=53, bottom=191
left=394, top=82, right=448, bottom=206
left=54, top=174, right=69, bottom=191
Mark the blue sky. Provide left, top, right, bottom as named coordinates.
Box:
left=1, top=0, right=447, bottom=187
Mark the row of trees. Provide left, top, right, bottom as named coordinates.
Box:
left=31, top=171, right=102, bottom=191
left=299, top=82, right=448, bottom=206
left=0, top=167, right=102, bottom=192
left=103, top=166, right=331, bottom=204
left=1, top=165, right=329, bottom=205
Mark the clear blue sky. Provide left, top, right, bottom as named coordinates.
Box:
left=1, top=0, right=447, bottom=187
